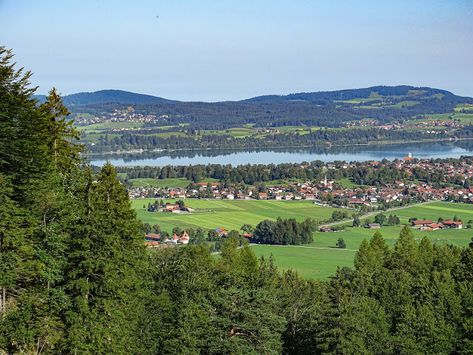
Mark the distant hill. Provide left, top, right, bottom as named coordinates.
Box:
left=243, top=85, right=472, bottom=104
left=35, top=85, right=473, bottom=130
left=34, top=89, right=177, bottom=106
left=35, top=86, right=472, bottom=106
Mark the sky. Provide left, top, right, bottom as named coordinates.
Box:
left=0, top=0, right=472, bottom=101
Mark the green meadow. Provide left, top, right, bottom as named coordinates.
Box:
left=128, top=177, right=191, bottom=188
left=131, top=199, right=339, bottom=232
left=131, top=199, right=473, bottom=279
left=252, top=201, right=473, bottom=279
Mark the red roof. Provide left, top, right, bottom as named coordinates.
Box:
left=443, top=220, right=462, bottom=225
left=412, top=220, right=433, bottom=225
left=145, top=233, right=161, bottom=241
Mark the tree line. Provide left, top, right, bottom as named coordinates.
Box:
left=116, top=157, right=473, bottom=188
left=252, top=218, right=317, bottom=245
left=90, top=126, right=456, bottom=153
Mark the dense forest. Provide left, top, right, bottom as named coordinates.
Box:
left=2, top=47, right=473, bottom=353
left=60, top=86, right=473, bottom=130
left=252, top=218, right=317, bottom=245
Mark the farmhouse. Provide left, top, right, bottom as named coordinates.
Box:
left=411, top=220, right=434, bottom=228
left=319, top=226, right=333, bottom=232
left=165, top=203, right=180, bottom=212
left=442, top=220, right=463, bottom=229
left=258, top=192, right=268, bottom=200
left=215, top=227, right=228, bottom=237
left=422, top=223, right=442, bottom=231
left=179, top=231, right=190, bottom=244
left=411, top=218, right=463, bottom=230
left=145, top=233, right=161, bottom=241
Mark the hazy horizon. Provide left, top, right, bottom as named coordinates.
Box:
left=1, top=0, right=472, bottom=101
left=32, top=84, right=473, bottom=103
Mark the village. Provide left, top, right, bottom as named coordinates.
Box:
left=128, top=155, right=473, bottom=209
left=75, top=107, right=168, bottom=126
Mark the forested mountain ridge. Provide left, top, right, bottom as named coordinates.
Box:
left=36, top=85, right=472, bottom=106
left=34, top=85, right=473, bottom=130
left=34, top=89, right=177, bottom=106
left=243, top=85, right=472, bottom=103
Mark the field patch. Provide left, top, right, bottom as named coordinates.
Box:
left=250, top=201, right=473, bottom=279
left=129, top=178, right=191, bottom=188
left=132, top=199, right=339, bottom=232
left=132, top=200, right=473, bottom=279
left=251, top=245, right=356, bottom=279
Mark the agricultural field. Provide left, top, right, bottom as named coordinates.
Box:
left=78, top=121, right=145, bottom=132
left=131, top=199, right=339, bottom=232
left=131, top=198, right=473, bottom=279
left=128, top=177, right=192, bottom=188
left=201, top=127, right=254, bottom=138
left=251, top=201, right=473, bottom=279
left=455, top=104, right=473, bottom=113
left=251, top=244, right=356, bottom=279
left=454, top=113, right=473, bottom=124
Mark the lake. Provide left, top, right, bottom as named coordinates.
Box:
left=89, top=141, right=473, bottom=167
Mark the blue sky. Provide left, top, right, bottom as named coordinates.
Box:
left=0, top=0, right=472, bottom=101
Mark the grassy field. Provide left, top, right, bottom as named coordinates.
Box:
left=455, top=104, right=473, bottom=113
left=131, top=198, right=473, bottom=279
left=128, top=178, right=192, bottom=188
left=251, top=244, right=357, bottom=279
left=249, top=201, right=473, bottom=279
left=78, top=121, right=145, bottom=132
left=132, top=199, right=339, bottom=232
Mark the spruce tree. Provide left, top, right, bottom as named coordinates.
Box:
left=65, top=164, right=149, bottom=353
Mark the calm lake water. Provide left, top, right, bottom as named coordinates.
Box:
left=89, top=141, right=473, bottom=167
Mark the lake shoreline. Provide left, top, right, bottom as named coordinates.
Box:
left=89, top=139, right=473, bottom=167
left=85, top=136, right=473, bottom=157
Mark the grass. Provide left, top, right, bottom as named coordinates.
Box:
left=131, top=199, right=473, bottom=279
left=336, top=178, right=358, bottom=189
left=131, top=199, right=339, bottom=232
left=201, top=127, right=254, bottom=138
left=78, top=121, right=145, bottom=132
left=249, top=201, right=473, bottom=279
left=455, top=114, right=473, bottom=124
left=387, top=100, right=419, bottom=109
left=251, top=244, right=356, bottom=279
left=455, top=104, right=473, bottom=113
left=128, top=178, right=191, bottom=188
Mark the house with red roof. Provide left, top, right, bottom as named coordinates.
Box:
left=442, top=220, right=463, bottom=229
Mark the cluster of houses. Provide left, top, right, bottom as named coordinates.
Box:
left=345, top=118, right=463, bottom=131
left=147, top=202, right=194, bottom=214
left=129, top=157, right=473, bottom=208
left=143, top=227, right=233, bottom=248
left=76, top=108, right=167, bottom=126
left=411, top=219, right=463, bottom=231
left=144, top=231, right=190, bottom=248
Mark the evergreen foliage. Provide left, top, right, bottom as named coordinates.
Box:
left=1, top=47, right=472, bottom=354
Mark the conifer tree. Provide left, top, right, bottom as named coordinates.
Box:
left=65, top=164, right=148, bottom=353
